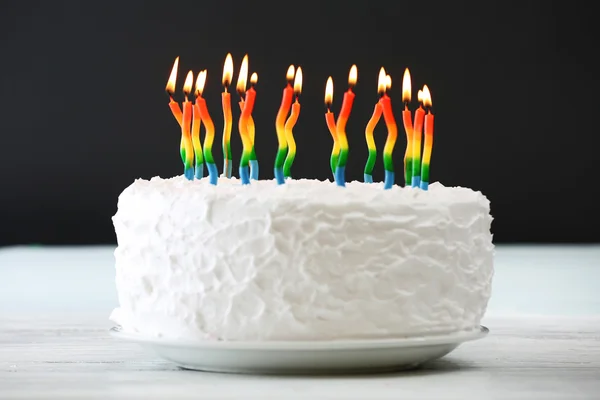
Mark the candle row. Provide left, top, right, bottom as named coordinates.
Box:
left=165, top=54, right=435, bottom=190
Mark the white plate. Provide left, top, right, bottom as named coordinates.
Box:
left=110, top=326, right=488, bottom=374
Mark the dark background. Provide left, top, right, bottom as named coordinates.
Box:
left=1, top=0, right=598, bottom=246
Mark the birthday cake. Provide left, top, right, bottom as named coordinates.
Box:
left=110, top=177, right=493, bottom=341
left=110, top=55, right=494, bottom=342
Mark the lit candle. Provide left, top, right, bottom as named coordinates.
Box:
left=420, top=85, right=434, bottom=190
left=335, top=65, right=358, bottom=187
left=195, top=70, right=218, bottom=185
left=238, top=102, right=258, bottom=180
left=401, top=68, right=415, bottom=186
left=165, top=57, right=183, bottom=126
left=324, top=77, right=339, bottom=180
left=221, top=54, right=234, bottom=178
left=274, top=65, right=295, bottom=184
left=363, top=70, right=385, bottom=183
left=283, top=67, right=303, bottom=179
left=181, top=71, right=195, bottom=180
left=411, top=89, right=426, bottom=187
left=191, top=72, right=205, bottom=180
left=236, top=55, right=256, bottom=185
left=165, top=57, right=188, bottom=175
left=380, top=71, right=398, bottom=189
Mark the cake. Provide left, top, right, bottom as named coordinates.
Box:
left=110, top=176, right=494, bottom=341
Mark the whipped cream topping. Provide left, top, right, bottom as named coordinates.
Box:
left=111, top=177, right=494, bottom=341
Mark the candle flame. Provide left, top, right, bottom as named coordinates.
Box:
left=348, top=65, right=358, bottom=88
left=325, top=76, right=333, bottom=107
left=385, top=75, right=392, bottom=90
left=183, top=70, right=194, bottom=98
left=222, top=53, right=233, bottom=87
left=236, top=54, right=248, bottom=96
left=417, top=90, right=423, bottom=103
left=195, top=70, right=207, bottom=97
left=294, top=67, right=303, bottom=96
left=250, top=72, right=258, bottom=85
left=286, top=65, right=295, bottom=82
left=402, top=68, right=411, bottom=103
left=422, top=85, right=432, bottom=107
left=377, top=67, right=386, bottom=95
left=165, top=56, right=179, bottom=95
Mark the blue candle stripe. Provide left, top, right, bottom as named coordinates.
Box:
left=384, top=170, right=394, bottom=190
left=249, top=160, right=259, bottom=180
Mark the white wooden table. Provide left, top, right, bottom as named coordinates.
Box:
left=1, top=245, right=599, bottom=399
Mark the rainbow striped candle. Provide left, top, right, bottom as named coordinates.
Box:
left=283, top=67, right=302, bottom=179
left=401, top=68, right=414, bottom=187
left=274, top=66, right=295, bottom=185
left=191, top=103, right=204, bottom=180
left=324, top=77, right=339, bottom=180
left=191, top=72, right=205, bottom=180
left=236, top=56, right=254, bottom=184
left=411, top=89, right=426, bottom=187
left=420, top=85, right=434, bottom=190
left=238, top=102, right=258, bottom=180
left=180, top=71, right=195, bottom=180
left=335, top=65, right=358, bottom=187
left=195, top=70, right=218, bottom=185
left=221, top=54, right=234, bottom=178
left=380, top=72, right=397, bottom=189
left=364, top=71, right=385, bottom=183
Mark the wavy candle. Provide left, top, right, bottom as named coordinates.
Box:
left=335, top=65, right=358, bottom=187
left=324, top=77, right=339, bottom=180
left=191, top=93, right=204, bottom=180
left=221, top=54, right=234, bottom=178
left=181, top=71, right=195, bottom=180
left=411, top=89, right=426, bottom=187
left=274, top=65, right=295, bottom=184
left=380, top=72, right=397, bottom=189
left=195, top=70, right=218, bottom=185
left=165, top=57, right=187, bottom=173
left=236, top=55, right=255, bottom=185
left=401, top=68, right=414, bottom=187
left=364, top=69, right=386, bottom=183
left=420, top=85, right=435, bottom=190
left=238, top=102, right=258, bottom=180
left=283, top=67, right=302, bottom=179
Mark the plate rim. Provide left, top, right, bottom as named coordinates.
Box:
left=109, top=325, right=488, bottom=351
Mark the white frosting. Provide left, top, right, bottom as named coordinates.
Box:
left=110, top=177, right=494, bottom=341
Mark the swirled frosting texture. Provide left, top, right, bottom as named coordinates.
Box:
left=110, top=177, right=494, bottom=341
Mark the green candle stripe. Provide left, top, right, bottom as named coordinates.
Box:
left=338, top=148, right=349, bottom=168
left=383, top=152, right=394, bottom=172
left=283, top=150, right=296, bottom=177
left=240, top=150, right=251, bottom=168
left=364, top=148, right=377, bottom=176
left=330, top=152, right=339, bottom=177
left=275, top=147, right=288, bottom=169
left=421, top=163, right=430, bottom=183
left=203, top=148, right=214, bottom=165
left=412, top=156, right=421, bottom=177
left=405, top=157, right=413, bottom=186
left=250, top=146, right=257, bottom=161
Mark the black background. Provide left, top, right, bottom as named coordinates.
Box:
left=1, top=0, right=598, bottom=246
